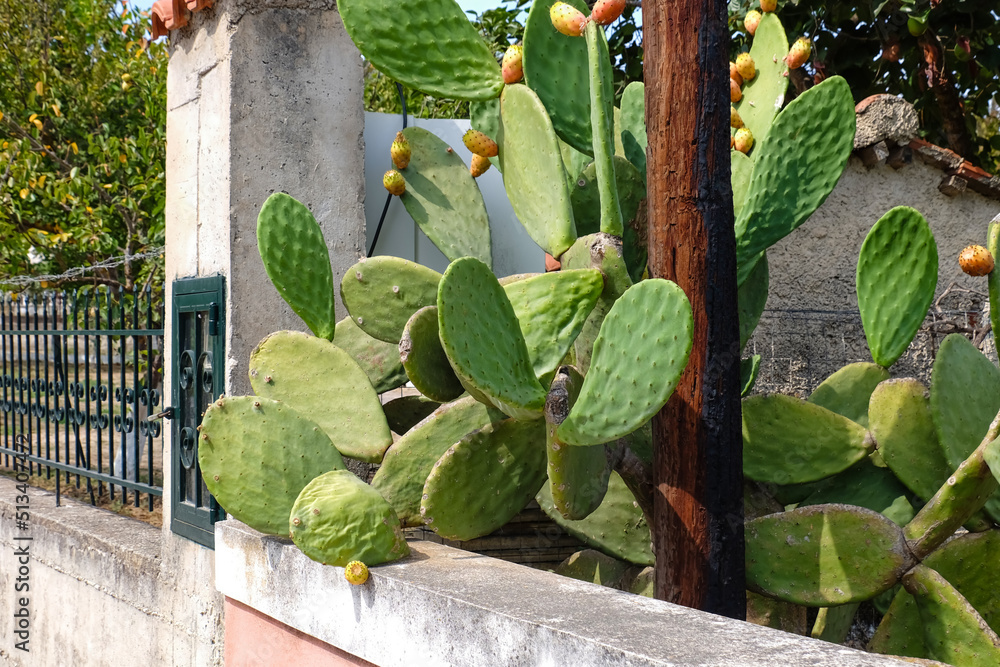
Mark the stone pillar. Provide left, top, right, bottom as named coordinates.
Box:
left=159, top=1, right=366, bottom=662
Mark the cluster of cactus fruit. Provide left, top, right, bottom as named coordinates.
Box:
left=196, top=0, right=1000, bottom=660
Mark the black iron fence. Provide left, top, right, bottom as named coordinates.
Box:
left=0, top=288, right=165, bottom=509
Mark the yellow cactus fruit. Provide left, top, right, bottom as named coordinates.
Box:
left=390, top=131, right=411, bottom=170
left=958, top=245, right=994, bottom=277
left=470, top=153, right=492, bottom=178
left=383, top=169, right=405, bottom=196
left=734, top=127, right=754, bottom=154
left=736, top=53, right=756, bottom=81
left=344, top=561, right=369, bottom=585
left=731, top=107, right=744, bottom=129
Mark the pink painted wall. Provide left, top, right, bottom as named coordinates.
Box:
left=224, top=598, right=376, bottom=666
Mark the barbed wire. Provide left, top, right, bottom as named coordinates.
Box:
left=0, top=246, right=164, bottom=288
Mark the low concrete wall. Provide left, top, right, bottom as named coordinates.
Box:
left=216, top=519, right=912, bottom=667
left=0, top=476, right=220, bottom=665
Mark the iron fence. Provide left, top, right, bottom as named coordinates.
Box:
left=0, top=288, right=165, bottom=509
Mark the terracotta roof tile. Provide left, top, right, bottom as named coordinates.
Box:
left=151, top=0, right=213, bottom=39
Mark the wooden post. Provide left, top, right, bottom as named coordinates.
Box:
left=643, top=0, right=745, bottom=617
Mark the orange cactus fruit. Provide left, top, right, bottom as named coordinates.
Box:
left=731, top=107, right=744, bottom=129
left=760, top=0, right=777, bottom=12
left=501, top=45, right=524, bottom=84
left=383, top=169, right=405, bottom=196
left=730, top=62, right=743, bottom=87
left=736, top=53, right=756, bottom=81
left=390, top=131, right=410, bottom=170
left=730, top=78, right=743, bottom=103
left=470, top=154, right=492, bottom=178
left=591, top=0, right=625, bottom=26
left=463, top=129, right=499, bottom=158
left=550, top=1, right=587, bottom=37
left=744, top=10, right=762, bottom=36
left=344, top=561, right=369, bottom=585
left=734, top=128, right=754, bottom=154
left=958, top=245, right=995, bottom=277
left=785, top=37, right=812, bottom=69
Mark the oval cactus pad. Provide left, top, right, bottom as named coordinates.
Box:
left=198, top=395, right=345, bottom=535
left=336, top=0, right=502, bottom=101
left=522, top=0, right=592, bottom=156
left=537, top=471, right=653, bottom=565
left=503, top=269, right=603, bottom=382
left=249, top=331, right=392, bottom=463
left=619, top=82, right=647, bottom=180
left=420, top=418, right=547, bottom=541
left=399, top=306, right=464, bottom=403
left=257, top=193, right=336, bottom=340
left=340, top=256, right=441, bottom=344
left=499, top=84, right=578, bottom=258
left=373, top=396, right=505, bottom=526
left=807, top=362, right=890, bottom=428
left=857, top=207, right=938, bottom=368
left=333, top=316, right=408, bottom=393
left=734, top=12, right=789, bottom=146
left=398, top=127, right=492, bottom=266
left=743, top=394, right=872, bottom=485
left=746, top=504, right=915, bottom=606
left=558, top=279, right=693, bottom=447
left=437, top=257, right=547, bottom=420
left=290, top=470, right=410, bottom=567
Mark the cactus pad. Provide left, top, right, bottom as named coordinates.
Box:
left=797, top=459, right=916, bottom=527
left=399, top=306, right=464, bottom=403
left=857, top=207, right=938, bottom=368
left=470, top=98, right=502, bottom=172
left=537, top=471, right=652, bottom=565
left=340, top=256, right=441, bottom=344
left=420, top=418, right=547, bottom=540
left=731, top=150, right=754, bottom=219
left=741, top=355, right=762, bottom=398
left=869, top=379, right=950, bottom=502
left=249, top=330, right=392, bottom=463
left=746, top=504, right=915, bottom=606
left=499, top=83, right=578, bottom=258
left=734, top=76, right=855, bottom=270
left=257, top=193, right=336, bottom=340
left=289, top=470, right=410, bottom=567
left=333, top=316, right=408, bottom=393
left=743, top=394, right=872, bottom=484
left=437, top=257, right=547, bottom=420
left=503, top=270, right=603, bottom=382
left=734, top=12, right=789, bottom=146
left=555, top=549, right=630, bottom=589
left=336, top=0, right=502, bottom=101
left=381, top=395, right=441, bottom=435
left=738, top=251, right=769, bottom=350
left=807, top=362, right=890, bottom=428
left=619, top=82, right=647, bottom=180
left=397, top=127, right=492, bottom=266
left=198, top=395, right=345, bottom=535
left=522, top=0, right=592, bottom=156
left=558, top=279, right=693, bottom=447
left=584, top=20, right=623, bottom=238
left=373, top=396, right=504, bottom=526
left=546, top=366, right=610, bottom=520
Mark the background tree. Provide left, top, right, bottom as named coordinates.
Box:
left=0, top=0, right=166, bottom=296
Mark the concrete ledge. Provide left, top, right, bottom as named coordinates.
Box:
left=216, top=519, right=911, bottom=667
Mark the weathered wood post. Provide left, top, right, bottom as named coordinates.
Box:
left=644, top=0, right=746, bottom=617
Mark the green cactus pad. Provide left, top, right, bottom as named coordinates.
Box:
left=738, top=251, right=769, bottom=350
left=856, top=207, right=938, bottom=368
left=746, top=591, right=809, bottom=635
left=290, top=470, right=410, bottom=567
left=537, top=471, right=653, bottom=565
left=561, top=234, right=634, bottom=374
left=437, top=257, right=547, bottom=420
left=546, top=366, right=610, bottom=520
left=249, top=330, right=392, bottom=463
left=560, top=139, right=592, bottom=188
left=811, top=603, right=861, bottom=644
left=522, top=0, right=592, bottom=156
left=399, top=306, right=464, bottom=403
left=903, top=564, right=1000, bottom=665
left=554, top=549, right=630, bottom=589
left=741, top=355, right=762, bottom=398
left=558, top=279, right=694, bottom=447
left=336, top=0, right=502, bottom=101
left=340, top=256, right=441, bottom=344
left=807, top=362, right=891, bottom=428
left=333, top=316, right=408, bottom=393
left=257, top=193, right=336, bottom=340
left=503, top=269, right=603, bottom=382
left=869, top=379, right=950, bottom=502
left=989, top=218, right=999, bottom=340
left=734, top=76, right=855, bottom=270
left=584, top=20, right=623, bottom=238
left=797, top=459, right=916, bottom=527
left=742, top=394, right=873, bottom=485
left=619, top=82, right=647, bottom=181
left=381, top=394, right=441, bottom=435
left=629, top=567, right=655, bottom=598
left=373, top=396, right=504, bottom=526
left=732, top=151, right=754, bottom=220
left=734, top=12, right=789, bottom=146
left=746, top=504, right=916, bottom=606
left=420, top=418, right=547, bottom=541
left=198, top=395, right=345, bottom=535
left=499, top=83, right=578, bottom=258
left=397, top=127, right=492, bottom=266
left=570, top=157, right=647, bottom=282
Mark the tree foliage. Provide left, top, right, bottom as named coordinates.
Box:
left=0, top=0, right=166, bottom=294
